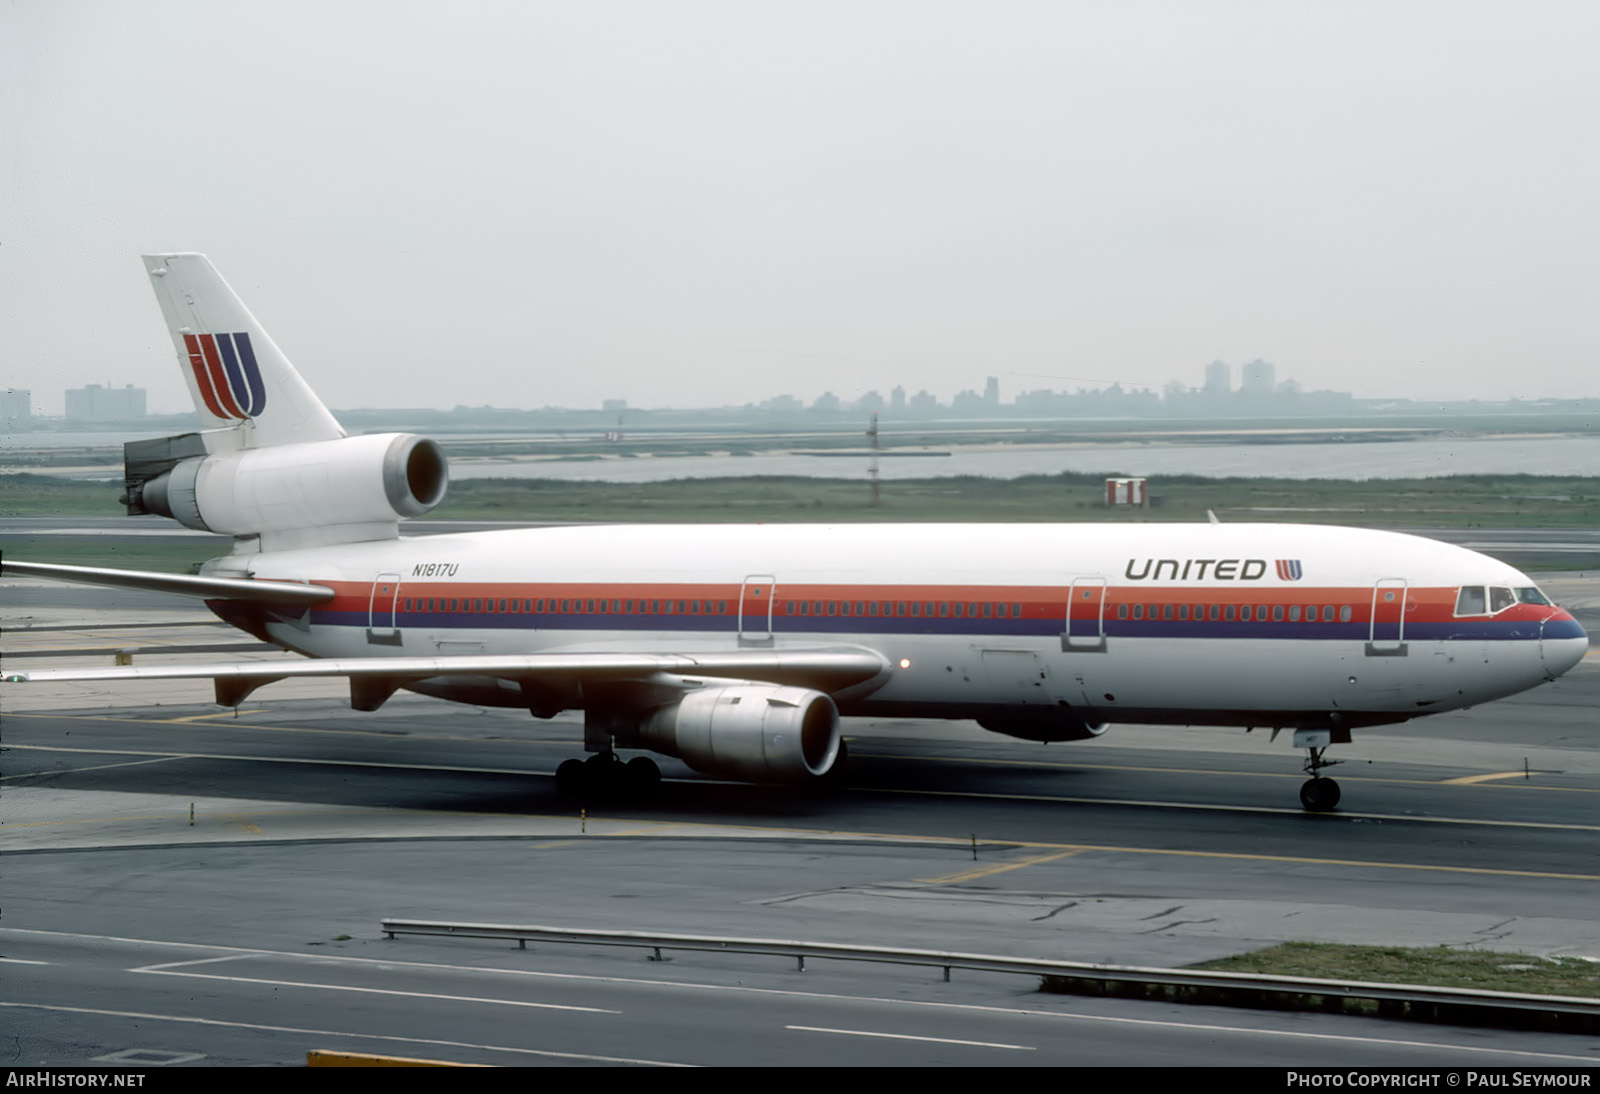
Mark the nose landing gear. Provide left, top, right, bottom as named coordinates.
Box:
left=1294, top=728, right=1348, bottom=812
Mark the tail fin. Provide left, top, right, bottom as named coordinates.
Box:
left=143, top=253, right=344, bottom=447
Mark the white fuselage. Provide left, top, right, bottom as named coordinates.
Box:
left=217, top=521, right=1587, bottom=732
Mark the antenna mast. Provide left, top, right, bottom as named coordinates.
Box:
left=868, top=411, right=881, bottom=507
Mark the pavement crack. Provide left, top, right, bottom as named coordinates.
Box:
left=1030, top=901, right=1079, bottom=923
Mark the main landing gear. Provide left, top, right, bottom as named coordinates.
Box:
left=556, top=751, right=662, bottom=800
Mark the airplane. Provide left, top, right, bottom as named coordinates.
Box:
left=2, top=254, right=1588, bottom=812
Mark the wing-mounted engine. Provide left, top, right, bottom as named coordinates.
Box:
left=637, top=684, right=843, bottom=783
left=121, top=431, right=448, bottom=550
left=978, top=709, right=1108, bottom=743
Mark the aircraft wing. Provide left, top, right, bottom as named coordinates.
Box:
left=2, top=560, right=334, bottom=607
left=3, top=649, right=892, bottom=710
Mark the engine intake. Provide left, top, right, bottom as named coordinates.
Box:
left=641, top=685, right=842, bottom=783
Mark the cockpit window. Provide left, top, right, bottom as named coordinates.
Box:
left=1515, top=587, right=1551, bottom=606
left=1489, top=586, right=1515, bottom=613
left=1455, top=586, right=1486, bottom=616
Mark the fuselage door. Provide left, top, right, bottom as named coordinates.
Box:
left=367, top=571, right=403, bottom=647
left=1062, top=577, right=1107, bottom=652
left=738, top=574, right=777, bottom=647
left=1366, top=577, right=1408, bottom=656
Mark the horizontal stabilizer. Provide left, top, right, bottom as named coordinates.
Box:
left=1, top=560, right=334, bottom=607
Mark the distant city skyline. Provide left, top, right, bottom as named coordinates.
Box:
left=10, top=356, right=1598, bottom=428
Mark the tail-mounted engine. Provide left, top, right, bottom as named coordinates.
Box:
left=122, top=431, right=448, bottom=547
left=639, top=684, right=842, bottom=783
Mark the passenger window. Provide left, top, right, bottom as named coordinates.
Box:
left=1239, top=605, right=1250, bottom=622
left=1208, top=604, right=1220, bottom=621
left=1178, top=604, right=1189, bottom=621
left=1489, top=587, right=1515, bottom=613
left=1323, top=604, right=1335, bottom=621
left=1272, top=605, right=1284, bottom=622
left=1013, top=603, right=1022, bottom=617
left=1162, top=604, right=1173, bottom=620
left=1339, top=606, right=1352, bottom=622
left=1133, top=604, right=1144, bottom=620
left=1455, top=586, right=1486, bottom=615
left=1224, top=605, right=1236, bottom=621
left=1289, top=605, right=1301, bottom=622
left=1117, top=603, right=1128, bottom=619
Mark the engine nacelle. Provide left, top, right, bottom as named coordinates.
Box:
left=640, top=685, right=842, bottom=783
left=978, top=710, right=1109, bottom=743
left=131, top=433, right=447, bottom=539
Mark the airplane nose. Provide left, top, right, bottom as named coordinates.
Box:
left=1540, top=612, right=1589, bottom=680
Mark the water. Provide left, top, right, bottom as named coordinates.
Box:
left=10, top=431, right=1597, bottom=483
left=448, top=435, right=1600, bottom=483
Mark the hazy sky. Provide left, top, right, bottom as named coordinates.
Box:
left=5, top=1, right=1598, bottom=415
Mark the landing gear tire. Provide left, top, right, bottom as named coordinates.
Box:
left=556, top=758, right=586, bottom=795
left=624, top=756, right=662, bottom=797
left=1299, top=777, right=1341, bottom=812
left=556, top=753, right=659, bottom=801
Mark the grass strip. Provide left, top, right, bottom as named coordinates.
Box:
left=1191, top=940, right=1600, bottom=998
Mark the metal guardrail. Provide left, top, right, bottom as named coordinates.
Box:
left=380, top=918, right=1600, bottom=1034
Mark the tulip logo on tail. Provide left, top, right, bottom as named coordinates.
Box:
left=1275, top=559, right=1304, bottom=581
left=182, top=332, right=266, bottom=420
